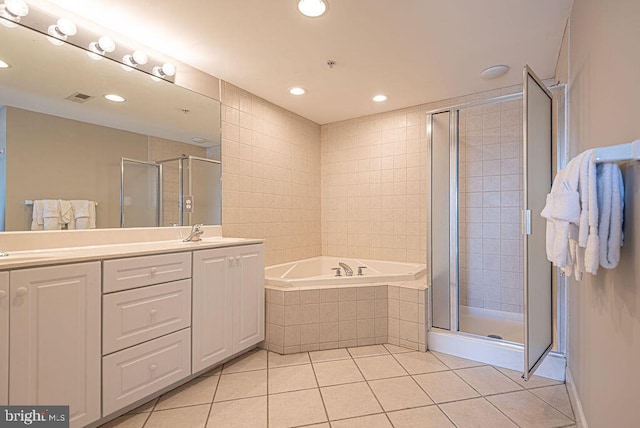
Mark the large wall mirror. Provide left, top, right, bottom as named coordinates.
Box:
left=0, top=18, right=221, bottom=231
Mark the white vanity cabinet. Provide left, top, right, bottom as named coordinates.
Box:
left=0, top=272, right=8, bottom=405
left=8, top=262, right=101, bottom=427
left=192, top=244, right=265, bottom=373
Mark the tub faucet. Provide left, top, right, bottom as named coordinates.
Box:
left=339, top=262, right=353, bottom=276
left=183, top=224, right=204, bottom=242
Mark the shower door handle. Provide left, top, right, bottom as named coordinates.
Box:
left=522, top=210, right=532, bottom=235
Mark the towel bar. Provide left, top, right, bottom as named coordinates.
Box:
left=594, top=139, right=640, bottom=163
left=25, top=200, right=98, bottom=206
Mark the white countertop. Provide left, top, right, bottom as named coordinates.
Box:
left=0, top=237, right=263, bottom=270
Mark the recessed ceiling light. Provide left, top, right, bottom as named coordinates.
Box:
left=104, top=94, right=126, bottom=103
left=481, top=65, right=510, bottom=79
left=0, top=59, right=10, bottom=69
left=191, top=137, right=208, bottom=144
left=373, top=94, right=387, bottom=102
left=289, top=87, right=306, bottom=95
left=297, top=0, right=328, bottom=17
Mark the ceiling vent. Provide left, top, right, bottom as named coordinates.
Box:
left=65, top=92, right=94, bottom=103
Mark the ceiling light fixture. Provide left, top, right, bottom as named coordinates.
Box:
left=88, top=36, right=116, bottom=58
left=152, top=62, right=176, bottom=80
left=289, top=87, right=306, bottom=95
left=0, top=0, right=29, bottom=24
left=104, top=94, right=126, bottom=103
left=297, top=0, right=328, bottom=17
left=191, top=137, right=208, bottom=144
left=0, top=59, right=10, bottom=69
left=373, top=94, right=387, bottom=102
left=480, top=64, right=510, bottom=80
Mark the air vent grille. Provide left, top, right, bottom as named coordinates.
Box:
left=65, top=92, right=94, bottom=103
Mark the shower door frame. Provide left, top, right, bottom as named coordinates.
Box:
left=426, top=84, right=568, bottom=357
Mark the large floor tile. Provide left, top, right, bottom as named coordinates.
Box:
left=455, top=366, right=522, bottom=396
left=440, top=398, right=518, bottom=428
left=313, top=359, right=364, bottom=386
left=431, top=351, right=485, bottom=369
left=496, top=366, right=563, bottom=389
left=207, top=396, right=267, bottom=428
left=199, top=366, right=222, bottom=377
left=214, top=370, right=267, bottom=402
left=487, top=390, right=575, bottom=428
left=222, top=349, right=268, bottom=374
left=126, top=397, right=157, bottom=414
left=353, top=355, right=408, bottom=380
left=383, top=344, right=414, bottom=354
left=330, top=413, right=392, bottom=428
left=309, top=348, right=351, bottom=362
left=530, top=384, right=575, bottom=420
left=347, top=344, right=389, bottom=358
left=144, top=404, right=210, bottom=428
left=100, top=413, right=149, bottom=428
left=368, top=376, right=434, bottom=411
left=387, top=406, right=455, bottom=428
left=393, top=351, right=449, bottom=375
left=269, top=364, right=318, bottom=393
left=268, top=389, right=327, bottom=428
left=155, top=375, right=219, bottom=410
left=413, top=371, right=480, bottom=403
left=320, top=382, right=382, bottom=421
left=268, top=351, right=310, bottom=368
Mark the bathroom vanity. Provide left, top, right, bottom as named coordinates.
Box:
left=0, top=228, right=264, bottom=427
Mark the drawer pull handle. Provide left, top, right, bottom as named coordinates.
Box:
left=0, top=290, right=6, bottom=299
left=150, top=364, right=158, bottom=371
left=15, top=287, right=28, bottom=296
left=150, top=309, right=158, bottom=316
left=150, top=267, right=159, bottom=275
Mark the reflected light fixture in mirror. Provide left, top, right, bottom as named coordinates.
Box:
left=104, top=94, right=126, bottom=103
left=373, top=94, right=387, bottom=102
left=151, top=62, right=176, bottom=81
left=47, top=17, right=77, bottom=46
left=88, top=36, right=116, bottom=60
left=289, top=87, right=305, bottom=95
left=297, top=0, right=328, bottom=17
left=122, top=50, right=148, bottom=71
left=0, top=0, right=29, bottom=25
left=0, top=59, right=10, bottom=68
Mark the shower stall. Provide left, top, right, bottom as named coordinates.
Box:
left=120, top=155, right=221, bottom=228
left=427, top=67, right=567, bottom=380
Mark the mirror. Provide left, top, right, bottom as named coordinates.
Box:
left=0, top=20, right=221, bottom=231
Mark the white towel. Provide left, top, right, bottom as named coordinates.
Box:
left=597, top=163, right=624, bottom=269
left=70, top=200, right=96, bottom=229
left=42, top=199, right=62, bottom=230
left=59, top=200, right=73, bottom=226
left=30, top=200, right=44, bottom=230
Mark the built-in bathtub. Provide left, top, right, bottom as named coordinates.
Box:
left=264, top=256, right=429, bottom=355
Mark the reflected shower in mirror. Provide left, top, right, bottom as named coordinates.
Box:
left=0, top=15, right=221, bottom=231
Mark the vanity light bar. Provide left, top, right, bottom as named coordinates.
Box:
left=0, top=3, right=176, bottom=83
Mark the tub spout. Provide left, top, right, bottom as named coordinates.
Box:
left=339, top=262, right=353, bottom=276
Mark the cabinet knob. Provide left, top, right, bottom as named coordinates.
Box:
left=150, top=364, right=158, bottom=371
left=15, top=287, right=28, bottom=296
left=150, top=267, right=159, bottom=275
left=0, top=290, right=6, bottom=299
left=150, top=309, right=158, bottom=316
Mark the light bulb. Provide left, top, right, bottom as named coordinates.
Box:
left=297, top=0, right=328, bottom=17
left=1, top=0, right=29, bottom=22
left=47, top=18, right=77, bottom=43
left=89, top=36, right=115, bottom=56
left=152, top=62, right=176, bottom=79
left=0, top=59, right=10, bottom=68
left=123, top=50, right=148, bottom=67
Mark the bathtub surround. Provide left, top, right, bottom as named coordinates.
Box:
left=219, top=82, right=322, bottom=266
left=264, top=278, right=428, bottom=354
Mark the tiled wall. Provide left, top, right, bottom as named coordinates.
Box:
left=458, top=100, right=524, bottom=313
left=220, top=82, right=322, bottom=266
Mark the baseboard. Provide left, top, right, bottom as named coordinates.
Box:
left=566, top=368, right=588, bottom=428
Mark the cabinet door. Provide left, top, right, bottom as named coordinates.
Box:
left=9, top=262, right=101, bottom=428
left=231, top=244, right=265, bottom=352
left=192, top=249, right=233, bottom=373
left=0, top=272, right=8, bottom=405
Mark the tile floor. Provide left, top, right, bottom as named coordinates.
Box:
left=101, top=345, right=576, bottom=428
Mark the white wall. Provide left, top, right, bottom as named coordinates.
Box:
left=565, top=0, right=640, bottom=426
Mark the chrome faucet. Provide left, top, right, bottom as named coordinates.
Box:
left=183, top=224, right=204, bottom=242
left=0, top=252, right=8, bottom=257
left=339, top=262, right=353, bottom=276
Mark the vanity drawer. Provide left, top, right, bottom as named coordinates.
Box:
left=102, top=328, right=191, bottom=416
left=103, top=279, right=192, bottom=354
left=103, top=252, right=191, bottom=293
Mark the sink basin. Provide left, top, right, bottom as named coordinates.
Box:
left=198, top=237, right=246, bottom=244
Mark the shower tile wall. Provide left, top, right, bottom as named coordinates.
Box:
left=458, top=100, right=524, bottom=313
left=220, top=82, right=322, bottom=266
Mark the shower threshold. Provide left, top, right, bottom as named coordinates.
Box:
left=458, top=305, right=523, bottom=344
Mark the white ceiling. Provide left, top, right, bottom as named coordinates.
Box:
left=30, top=0, right=572, bottom=124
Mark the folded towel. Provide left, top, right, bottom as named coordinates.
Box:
left=597, top=163, right=624, bottom=269
left=70, top=200, right=96, bottom=229
left=59, top=200, right=73, bottom=225
left=42, top=199, right=62, bottom=230
left=30, top=200, right=44, bottom=231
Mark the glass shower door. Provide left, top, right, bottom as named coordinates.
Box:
left=183, top=156, right=222, bottom=226
left=120, top=158, right=160, bottom=228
